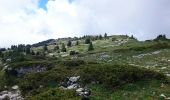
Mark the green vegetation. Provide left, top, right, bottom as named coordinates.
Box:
left=0, top=34, right=170, bottom=99
left=27, top=88, right=81, bottom=100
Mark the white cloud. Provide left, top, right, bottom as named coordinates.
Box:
left=0, top=0, right=170, bottom=47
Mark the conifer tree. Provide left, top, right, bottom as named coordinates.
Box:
left=43, top=44, right=48, bottom=51
left=85, top=37, right=91, bottom=44
left=67, top=40, right=72, bottom=47
left=54, top=45, right=59, bottom=51
left=99, top=35, right=103, bottom=40
left=88, top=42, right=94, bottom=51
left=61, top=43, right=66, bottom=52
left=76, top=40, right=79, bottom=45
left=104, top=33, right=107, bottom=38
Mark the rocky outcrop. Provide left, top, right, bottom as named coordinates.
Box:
left=16, top=66, right=46, bottom=76
left=0, top=85, right=23, bottom=100
left=60, top=76, right=81, bottom=89
left=60, top=76, right=91, bottom=99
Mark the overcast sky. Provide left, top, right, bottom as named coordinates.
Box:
left=0, top=0, right=170, bottom=47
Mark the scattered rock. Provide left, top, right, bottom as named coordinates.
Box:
left=76, top=88, right=84, bottom=92
left=133, top=50, right=161, bottom=59
left=161, top=67, right=167, bottom=70
left=60, top=76, right=91, bottom=98
left=161, top=83, right=165, bottom=88
left=160, top=94, right=166, bottom=98
left=152, top=51, right=161, bottom=54
left=76, top=88, right=91, bottom=97
left=166, top=74, right=170, bottom=77
left=67, top=84, right=79, bottom=89
left=3, top=65, right=8, bottom=70
left=60, top=76, right=80, bottom=89
left=6, top=59, right=11, bottom=63
left=16, top=66, right=47, bottom=76
left=12, top=85, right=19, bottom=90
left=69, top=76, right=80, bottom=83
left=0, top=86, right=23, bottom=100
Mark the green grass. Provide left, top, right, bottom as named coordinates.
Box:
left=87, top=79, right=170, bottom=100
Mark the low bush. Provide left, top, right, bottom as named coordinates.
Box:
left=19, top=66, right=72, bottom=96
left=9, top=61, right=54, bottom=69
left=27, top=88, right=81, bottom=100
left=62, top=60, right=85, bottom=67
left=69, top=51, right=79, bottom=55
left=80, top=64, right=167, bottom=87
left=114, top=42, right=170, bottom=53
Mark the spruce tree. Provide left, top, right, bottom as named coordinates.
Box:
left=85, top=37, right=91, bottom=44
left=43, top=44, right=48, bottom=51
left=0, top=50, right=2, bottom=57
left=99, top=35, right=102, bottom=40
left=130, top=35, right=134, bottom=39
left=88, top=42, right=94, bottom=51
left=36, top=51, right=40, bottom=56
left=67, top=40, right=72, bottom=47
left=104, top=33, right=107, bottom=38
left=76, top=40, right=79, bottom=45
left=31, top=51, right=35, bottom=55
left=25, top=45, right=31, bottom=54
left=61, top=43, right=66, bottom=52
left=54, top=45, right=59, bottom=51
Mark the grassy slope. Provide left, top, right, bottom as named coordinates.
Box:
left=1, top=35, right=170, bottom=99
left=89, top=79, right=170, bottom=100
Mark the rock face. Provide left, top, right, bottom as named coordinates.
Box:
left=60, top=76, right=91, bottom=98
left=0, top=85, right=23, bottom=100
left=76, top=88, right=91, bottom=98
left=16, top=66, right=46, bottom=76
left=60, top=76, right=80, bottom=89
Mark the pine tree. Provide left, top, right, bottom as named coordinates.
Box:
left=99, top=35, right=102, bottom=40
left=25, top=45, right=31, bottom=54
left=76, top=40, right=79, bottom=45
left=31, top=51, right=35, bottom=55
left=154, top=34, right=167, bottom=41
left=88, top=42, right=94, bottom=51
left=61, top=43, right=66, bottom=52
left=85, top=37, right=91, bottom=44
left=67, top=40, right=72, bottom=47
left=0, top=50, right=2, bottom=57
left=104, top=33, right=107, bottom=38
left=54, top=45, right=59, bottom=51
left=130, top=35, right=134, bottom=39
left=36, top=51, right=40, bottom=56
left=43, top=44, right=48, bottom=51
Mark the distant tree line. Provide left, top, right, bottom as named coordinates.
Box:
left=32, top=39, right=55, bottom=47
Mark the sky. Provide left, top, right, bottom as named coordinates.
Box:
left=0, top=0, right=170, bottom=47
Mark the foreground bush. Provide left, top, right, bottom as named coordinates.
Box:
left=80, top=64, right=167, bottom=87
left=19, top=66, right=72, bottom=96
left=27, top=88, right=81, bottom=100
left=62, top=60, right=85, bottom=67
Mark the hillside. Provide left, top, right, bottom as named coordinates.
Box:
left=0, top=34, right=170, bottom=100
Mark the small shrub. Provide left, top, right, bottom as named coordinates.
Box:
left=27, top=88, right=81, bottom=100
left=69, top=51, right=79, bottom=55
left=62, top=60, right=85, bottom=67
